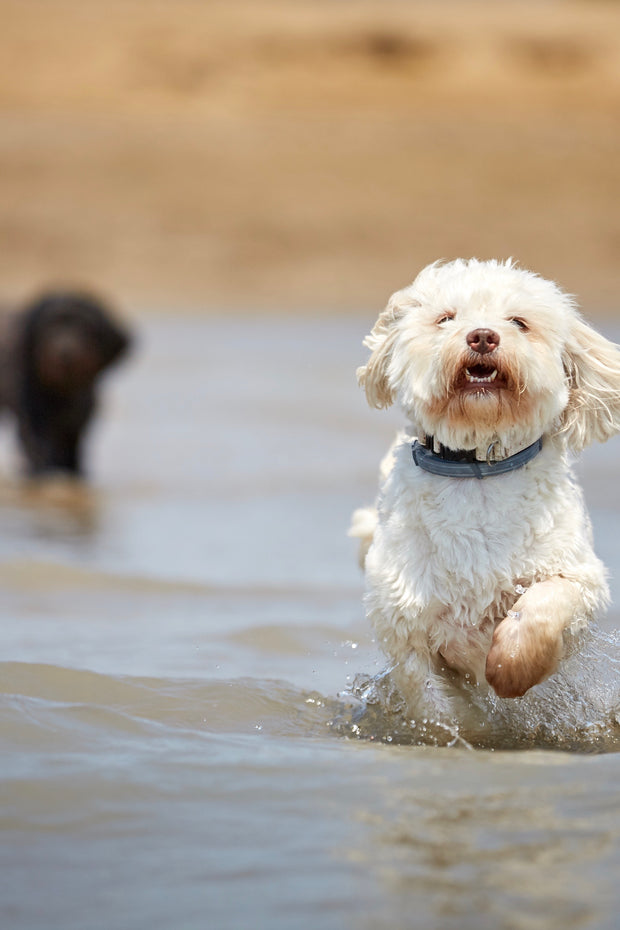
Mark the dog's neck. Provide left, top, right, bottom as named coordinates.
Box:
left=412, top=434, right=544, bottom=479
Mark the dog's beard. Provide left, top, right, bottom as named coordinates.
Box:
left=418, top=349, right=542, bottom=447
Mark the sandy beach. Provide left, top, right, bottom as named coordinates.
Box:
left=0, top=0, right=619, bottom=314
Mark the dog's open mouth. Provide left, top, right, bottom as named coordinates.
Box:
left=466, top=364, right=498, bottom=384
left=459, top=361, right=507, bottom=392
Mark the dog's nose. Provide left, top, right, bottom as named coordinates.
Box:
left=466, top=328, right=500, bottom=355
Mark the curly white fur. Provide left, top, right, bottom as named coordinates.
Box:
left=352, top=258, right=620, bottom=720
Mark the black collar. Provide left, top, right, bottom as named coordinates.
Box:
left=412, top=436, right=543, bottom=479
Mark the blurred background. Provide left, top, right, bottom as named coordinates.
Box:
left=1, top=0, right=619, bottom=315
left=4, top=5, right=620, bottom=929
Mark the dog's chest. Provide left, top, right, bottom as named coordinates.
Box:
left=397, top=472, right=538, bottom=611
left=426, top=480, right=518, bottom=557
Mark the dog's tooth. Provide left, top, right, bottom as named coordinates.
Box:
left=465, top=368, right=498, bottom=384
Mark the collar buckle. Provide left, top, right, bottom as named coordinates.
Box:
left=486, top=439, right=501, bottom=466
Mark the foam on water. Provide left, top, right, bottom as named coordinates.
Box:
left=334, top=624, right=620, bottom=752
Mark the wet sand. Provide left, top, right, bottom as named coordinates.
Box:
left=0, top=0, right=620, bottom=312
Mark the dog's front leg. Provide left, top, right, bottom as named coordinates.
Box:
left=485, top=577, right=584, bottom=698
left=392, top=643, right=460, bottom=722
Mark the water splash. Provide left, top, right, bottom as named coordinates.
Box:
left=333, top=624, right=620, bottom=752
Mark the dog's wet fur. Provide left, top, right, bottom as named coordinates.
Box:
left=0, top=290, right=131, bottom=476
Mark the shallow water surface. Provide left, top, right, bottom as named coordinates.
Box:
left=1, top=315, right=620, bottom=930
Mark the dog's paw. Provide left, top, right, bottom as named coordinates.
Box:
left=485, top=609, right=563, bottom=699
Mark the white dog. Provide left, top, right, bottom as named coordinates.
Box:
left=351, top=258, right=620, bottom=721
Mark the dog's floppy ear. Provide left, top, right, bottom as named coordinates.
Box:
left=357, top=294, right=407, bottom=409
left=561, top=317, right=620, bottom=451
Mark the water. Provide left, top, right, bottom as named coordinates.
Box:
left=1, top=314, right=620, bottom=930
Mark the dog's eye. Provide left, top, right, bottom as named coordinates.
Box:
left=510, top=318, right=529, bottom=332
left=436, top=313, right=455, bottom=326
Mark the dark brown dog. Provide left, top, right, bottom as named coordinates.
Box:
left=0, top=290, right=132, bottom=476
